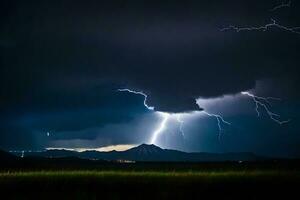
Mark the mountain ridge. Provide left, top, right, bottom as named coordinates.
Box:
left=11, top=144, right=262, bottom=162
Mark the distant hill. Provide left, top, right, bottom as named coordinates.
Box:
left=15, top=144, right=262, bottom=162
left=0, top=150, right=17, bottom=161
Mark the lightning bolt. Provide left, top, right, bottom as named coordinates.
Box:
left=118, top=88, right=231, bottom=143
left=201, top=110, right=231, bottom=141
left=118, top=88, right=290, bottom=145
left=117, top=88, right=170, bottom=145
left=241, top=91, right=290, bottom=124
left=117, top=88, right=189, bottom=144
left=270, top=1, right=291, bottom=12
left=151, top=114, right=186, bottom=145
left=150, top=112, right=170, bottom=144
left=221, top=1, right=299, bottom=34
left=221, top=19, right=300, bottom=35
left=195, top=99, right=231, bottom=141
left=176, top=114, right=185, bottom=139
left=117, top=88, right=154, bottom=110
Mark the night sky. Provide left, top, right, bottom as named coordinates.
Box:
left=1, top=0, right=300, bottom=157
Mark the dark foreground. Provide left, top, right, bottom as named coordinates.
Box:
left=0, top=170, right=299, bottom=200
left=1, top=160, right=300, bottom=200
left=0, top=170, right=300, bottom=200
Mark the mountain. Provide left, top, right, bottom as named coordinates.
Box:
left=17, top=144, right=261, bottom=162
left=0, top=150, right=18, bottom=161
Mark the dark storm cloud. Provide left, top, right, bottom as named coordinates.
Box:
left=48, top=113, right=159, bottom=148
left=1, top=0, right=300, bottom=154
left=1, top=0, right=300, bottom=113
left=0, top=84, right=153, bottom=149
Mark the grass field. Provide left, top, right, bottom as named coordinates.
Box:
left=1, top=170, right=299, bottom=182
left=1, top=169, right=300, bottom=199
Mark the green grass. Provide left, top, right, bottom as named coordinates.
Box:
left=1, top=170, right=299, bottom=181
left=1, top=170, right=300, bottom=199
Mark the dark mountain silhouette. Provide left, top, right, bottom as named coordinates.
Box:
left=17, top=144, right=261, bottom=162
left=0, top=149, right=17, bottom=161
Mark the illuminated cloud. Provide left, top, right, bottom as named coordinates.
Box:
left=46, top=144, right=137, bottom=152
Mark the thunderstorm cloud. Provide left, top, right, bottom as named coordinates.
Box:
left=1, top=0, right=299, bottom=113
left=0, top=0, right=300, bottom=156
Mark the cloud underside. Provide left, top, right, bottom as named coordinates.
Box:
left=0, top=0, right=299, bottom=113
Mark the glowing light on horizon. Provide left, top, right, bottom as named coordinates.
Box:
left=46, top=144, right=137, bottom=152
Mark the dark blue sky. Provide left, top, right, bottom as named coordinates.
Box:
left=1, top=0, right=300, bottom=157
